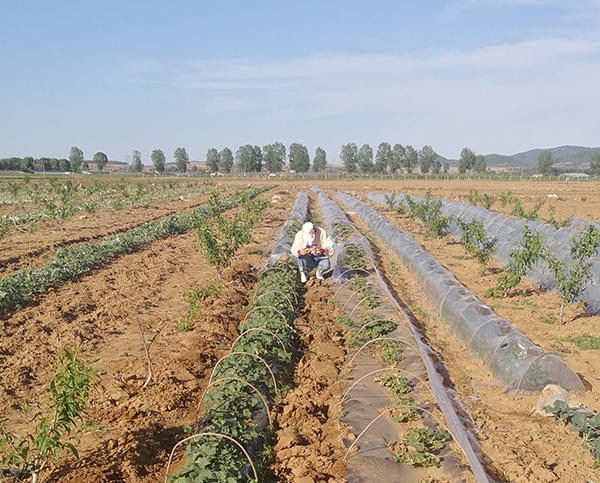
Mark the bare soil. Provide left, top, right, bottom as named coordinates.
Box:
left=0, top=178, right=599, bottom=482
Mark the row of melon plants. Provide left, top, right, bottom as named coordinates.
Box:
left=330, top=189, right=510, bottom=481
left=0, top=177, right=221, bottom=239
left=167, top=197, right=308, bottom=482
left=0, top=187, right=271, bottom=312
left=314, top=187, right=489, bottom=479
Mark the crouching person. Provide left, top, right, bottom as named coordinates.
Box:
left=291, top=221, right=334, bottom=283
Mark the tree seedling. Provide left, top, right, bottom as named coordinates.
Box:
left=485, top=226, right=545, bottom=298
left=543, top=224, right=600, bottom=324
left=457, top=217, right=498, bottom=275
left=0, top=349, right=97, bottom=482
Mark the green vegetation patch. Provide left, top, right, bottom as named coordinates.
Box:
left=565, top=334, right=600, bottom=351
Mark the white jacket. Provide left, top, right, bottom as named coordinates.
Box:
left=290, top=226, right=334, bottom=258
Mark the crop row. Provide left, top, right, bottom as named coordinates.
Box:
left=310, top=187, right=490, bottom=481
left=337, top=190, right=584, bottom=395
left=0, top=187, right=270, bottom=312
left=0, top=178, right=222, bottom=239
left=167, top=192, right=308, bottom=482
left=371, top=191, right=600, bottom=318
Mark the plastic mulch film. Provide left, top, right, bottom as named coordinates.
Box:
left=339, top=191, right=585, bottom=396
left=267, top=191, right=309, bottom=264
left=310, top=185, right=369, bottom=280
left=368, top=192, right=600, bottom=315
left=317, top=189, right=493, bottom=483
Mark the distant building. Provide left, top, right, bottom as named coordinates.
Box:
left=560, top=172, right=590, bottom=180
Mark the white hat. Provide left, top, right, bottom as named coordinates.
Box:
left=302, top=222, right=314, bottom=233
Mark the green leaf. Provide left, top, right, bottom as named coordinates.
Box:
left=66, top=442, right=79, bottom=458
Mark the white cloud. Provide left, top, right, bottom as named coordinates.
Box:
left=115, top=34, right=600, bottom=156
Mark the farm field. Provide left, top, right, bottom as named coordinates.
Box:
left=1, top=176, right=600, bottom=482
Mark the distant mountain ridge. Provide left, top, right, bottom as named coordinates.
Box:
left=484, top=145, right=600, bottom=169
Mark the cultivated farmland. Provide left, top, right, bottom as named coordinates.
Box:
left=1, top=176, right=600, bottom=483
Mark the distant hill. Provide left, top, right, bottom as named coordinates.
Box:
left=436, top=154, right=450, bottom=165
left=484, top=145, right=600, bottom=170
left=483, top=153, right=519, bottom=167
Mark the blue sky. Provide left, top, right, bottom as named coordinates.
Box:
left=1, top=0, right=599, bottom=163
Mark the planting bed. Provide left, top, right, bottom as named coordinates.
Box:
left=1, top=176, right=600, bottom=482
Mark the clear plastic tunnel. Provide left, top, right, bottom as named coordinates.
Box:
left=369, top=191, right=600, bottom=315
left=318, top=187, right=494, bottom=482
left=268, top=191, right=309, bottom=263
left=337, top=190, right=585, bottom=395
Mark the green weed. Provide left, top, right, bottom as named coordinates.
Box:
left=540, top=313, right=556, bottom=325
left=565, top=334, right=600, bottom=350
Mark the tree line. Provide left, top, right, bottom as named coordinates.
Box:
left=0, top=147, right=190, bottom=174
left=4, top=144, right=600, bottom=176
left=0, top=143, right=483, bottom=175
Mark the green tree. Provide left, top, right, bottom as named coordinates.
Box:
left=69, top=147, right=84, bottom=173
left=419, top=145, right=437, bottom=174
left=252, top=145, right=263, bottom=172
left=151, top=149, right=166, bottom=173
left=174, top=147, right=189, bottom=172
left=357, top=144, right=374, bottom=173
left=473, top=154, right=487, bottom=174
left=403, top=145, right=417, bottom=174
left=263, top=142, right=286, bottom=173
left=390, top=143, right=405, bottom=173
left=485, top=226, right=545, bottom=298
left=340, top=143, right=358, bottom=174
left=131, top=150, right=143, bottom=173
left=458, top=147, right=476, bottom=174
left=93, top=152, right=108, bottom=171
left=236, top=144, right=255, bottom=172
left=375, top=142, right=392, bottom=174
left=33, top=158, right=47, bottom=172
left=289, top=143, right=310, bottom=172
left=590, top=153, right=600, bottom=176
left=20, top=157, right=34, bottom=172
left=206, top=148, right=219, bottom=173
left=219, top=147, right=233, bottom=173
left=443, top=162, right=450, bottom=173
left=537, top=150, right=553, bottom=175
left=313, top=147, right=327, bottom=173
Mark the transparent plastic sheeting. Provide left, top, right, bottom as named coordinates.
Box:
left=311, top=185, right=371, bottom=281
left=267, top=191, right=309, bottom=264
left=338, top=191, right=585, bottom=396
left=312, top=187, right=493, bottom=483
left=368, top=192, right=600, bottom=315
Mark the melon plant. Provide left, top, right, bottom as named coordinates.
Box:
left=169, top=260, right=301, bottom=482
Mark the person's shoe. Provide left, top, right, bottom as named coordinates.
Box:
left=316, top=270, right=324, bottom=280
left=300, top=272, right=307, bottom=283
